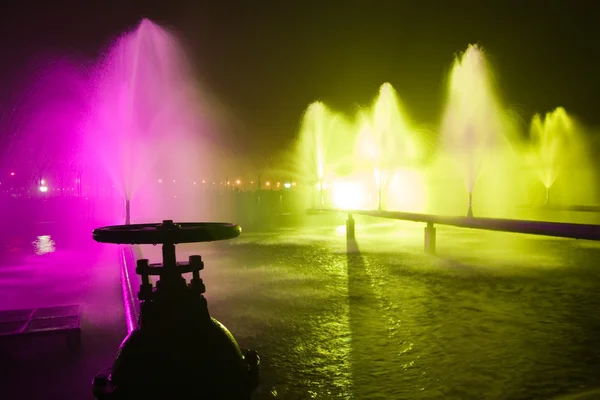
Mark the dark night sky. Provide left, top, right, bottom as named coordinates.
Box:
left=1, top=0, right=599, bottom=159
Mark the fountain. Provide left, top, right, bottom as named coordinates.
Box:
left=295, top=44, right=599, bottom=220
left=85, top=19, right=229, bottom=224
left=437, top=44, right=522, bottom=218
left=297, top=101, right=353, bottom=208
left=355, top=83, right=426, bottom=211
left=296, top=84, right=428, bottom=212
left=527, top=107, right=597, bottom=207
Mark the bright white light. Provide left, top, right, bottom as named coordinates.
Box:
left=331, top=181, right=366, bottom=209
left=39, top=186, right=48, bottom=193
left=284, top=182, right=292, bottom=189
left=32, top=235, right=55, bottom=255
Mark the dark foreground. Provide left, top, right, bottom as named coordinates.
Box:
left=3, top=216, right=600, bottom=399
left=136, top=216, right=600, bottom=400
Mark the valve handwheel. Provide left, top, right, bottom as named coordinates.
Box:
left=91, top=219, right=259, bottom=400
left=92, top=220, right=242, bottom=245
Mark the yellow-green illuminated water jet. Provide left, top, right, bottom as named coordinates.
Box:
left=295, top=45, right=598, bottom=218
left=296, top=84, right=428, bottom=211
left=297, top=101, right=353, bottom=207
left=356, top=83, right=425, bottom=210
left=438, top=44, right=521, bottom=217
left=527, top=107, right=597, bottom=206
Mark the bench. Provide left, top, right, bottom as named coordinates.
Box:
left=0, top=305, right=82, bottom=351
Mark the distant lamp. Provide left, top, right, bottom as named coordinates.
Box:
left=284, top=183, right=291, bottom=189
left=39, top=186, right=48, bottom=193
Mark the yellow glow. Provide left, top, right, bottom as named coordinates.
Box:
left=331, top=181, right=367, bottom=209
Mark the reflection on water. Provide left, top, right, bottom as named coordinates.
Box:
left=138, top=223, right=600, bottom=399
left=32, top=235, right=56, bottom=255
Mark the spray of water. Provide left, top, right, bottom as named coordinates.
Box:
left=85, top=19, right=224, bottom=222
left=438, top=44, right=522, bottom=217
left=297, top=101, right=353, bottom=206
left=527, top=107, right=597, bottom=205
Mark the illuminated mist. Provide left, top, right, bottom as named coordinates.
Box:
left=295, top=44, right=599, bottom=217
left=297, top=101, right=353, bottom=208
left=86, top=19, right=229, bottom=223
left=356, top=83, right=427, bottom=211
left=527, top=107, right=597, bottom=206
left=297, top=84, right=429, bottom=212
left=435, top=44, right=523, bottom=217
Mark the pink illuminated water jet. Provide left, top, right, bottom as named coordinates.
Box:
left=85, top=19, right=225, bottom=223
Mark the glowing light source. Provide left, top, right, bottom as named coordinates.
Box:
left=10, top=172, right=15, bottom=176
left=236, top=179, right=241, bottom=185
left=32, top=235, right=55, bottom=255
left=39, top=186, right=48, bottom=193
left=284, top=182, right=292, bottom=189
left=331, top=181, right=367, bottom=209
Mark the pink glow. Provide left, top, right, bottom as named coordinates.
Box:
left=1, top=18, right=241, bottom=231
left=84, top=19, right=231, bottom=223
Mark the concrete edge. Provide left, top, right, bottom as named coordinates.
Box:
left=118, top=245, right=140, bottom=334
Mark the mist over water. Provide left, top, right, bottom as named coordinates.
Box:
left=1, top=24, right=599, bottom=232
left=86, top=19, right=227, bottom=223
left=0, top=19, right=245, bottom=231
left=295, top=44, right=599, bottom=217
left=526, top=107, right=597, bottom=206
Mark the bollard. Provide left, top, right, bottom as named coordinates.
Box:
left=346, top=213, right=355, bottom=240
left=424, top=222, right=436, bottom=254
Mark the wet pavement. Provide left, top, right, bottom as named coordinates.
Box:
left=138, top=217, right=600, bottom=399
left=1, top=215, right=600, bottom=399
